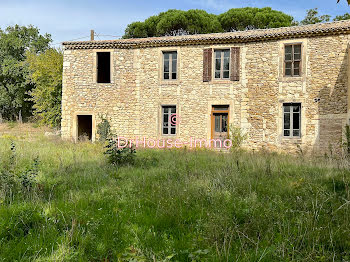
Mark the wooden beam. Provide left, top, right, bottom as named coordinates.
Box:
left=91, top=30, right=94, bottom=41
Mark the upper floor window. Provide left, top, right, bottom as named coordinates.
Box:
left=97, top=52, right=111, bottom=83
left=163, top=51, right=177, bottom=80
left=162, top=105, right=176, bottom=135
left=284, top=44, right=301, bottom=77
left=283, top=103, right=301, bottom=137
left=214, top=49, right=230, bottom=79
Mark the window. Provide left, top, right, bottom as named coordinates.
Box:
left=97, top=52, right=111, bottom=83
left=163, top=51, right=177, bottom=80
left=214, top=49, right=230, bottom=79
left=212, top=105, right=229, bottom=111
left=162, top=106, right=176, bottom=135
left=283, top=103, right=301, bottom=137
left=284, top=44, right=301, bottom=77
left=214, top=114, right=228, bottom=133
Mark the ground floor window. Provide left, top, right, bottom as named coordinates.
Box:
left=162, top=106, right=176, bottom=135
left=283, top=103, right=301, bottom=137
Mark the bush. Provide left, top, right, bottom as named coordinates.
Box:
left=229, top=124, right=247, bottom=150
left=97, top=116, right=111, bottom=142
left=343, top=124, right=350, bottom=155
left=19, top=156, right=39, bottom=193
left=0, top=142, right=40, bottom=203
left=104, top=137, right=136, bottom=167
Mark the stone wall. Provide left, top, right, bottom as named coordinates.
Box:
left=61, top=34, right=350, bottom=153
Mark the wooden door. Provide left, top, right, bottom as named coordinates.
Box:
left=211, top=105, right=229, bottom=146
left=213, top=113, right=228, bottom=141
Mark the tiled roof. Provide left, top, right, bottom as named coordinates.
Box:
left=63, top=20, right=350, bottom=49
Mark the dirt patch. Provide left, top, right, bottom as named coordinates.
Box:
left=0, top=123, right=54, bottom=141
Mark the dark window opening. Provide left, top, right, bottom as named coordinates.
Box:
left=97, top=52, right=111, bottom=83
left=77, top=115, right=92, bottom=140
left=213, top=105, right=229, bottom=111
left=162, top=106, right=176, bottom=135
left=283, top=103, right=301, bottom=137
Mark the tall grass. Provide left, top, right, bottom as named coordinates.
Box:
left=0, top=135, right=350, bottom=261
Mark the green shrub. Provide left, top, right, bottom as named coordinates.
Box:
left=19, top=156, right=39, bottom=193
left=343, top=124, right=350, bottom=155
left=104, top=137, right=136, bottom=167
left=229, top=124, right=247, bottom=150
left=97, top=116, right=111, bottom=142
left=0, top=142, right=40, bottom=203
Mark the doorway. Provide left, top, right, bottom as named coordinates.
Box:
left=77, top=115, right=92, bottom=141
left=211, top=105, right=229, bottom=144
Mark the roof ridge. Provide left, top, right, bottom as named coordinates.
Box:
left=63, top=20, right=350, bottom=49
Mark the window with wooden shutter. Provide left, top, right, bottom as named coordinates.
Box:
left=230, top=47, right=240, bottom=81
left=203, top=48, right=212, bottom=82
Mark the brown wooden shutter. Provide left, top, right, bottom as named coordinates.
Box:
left=230, top=47, right=240, bottom=81
left=203, top=48, right=212, bottom=82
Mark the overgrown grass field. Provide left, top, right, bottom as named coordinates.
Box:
left=0, top=126, right=350, bottom=261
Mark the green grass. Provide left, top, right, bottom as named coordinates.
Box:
left=0, top=135, right=350, bottom=261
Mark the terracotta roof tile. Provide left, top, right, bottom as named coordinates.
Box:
left=63, top=20, right=350, bottom=49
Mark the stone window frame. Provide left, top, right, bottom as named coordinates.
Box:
left=92, top=49, right=114, bottom=84
left=72, top=112, right=96, bottom=142
left=278, top=39, right=307, bottom=82
left=278, top=99, right=306, bottom=142
left=159, top=47, right=180, bottom=84
left=213, top=49, right=231, bottom=80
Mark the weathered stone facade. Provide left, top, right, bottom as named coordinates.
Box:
left=62, top=20, right=350, bottom=153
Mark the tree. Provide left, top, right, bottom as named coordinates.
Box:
left=334, top=13, right=350, bottom=21
left=0, top=25, right=51, bottom=121
left=337, top=0, right=350, bottom=4
left=218, top=7, right=294, bottom=32
left=124, top=22, right=148, bottom=39
left=300, top=8, right=330, bottom=25
left=26, top=48, right=63, bottom=127
left=123, top=9, right=223, bottom=38
left=123, top=8, right=294, bottom=39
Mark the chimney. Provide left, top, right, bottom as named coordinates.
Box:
left=90, top=30, right=94, bottom=41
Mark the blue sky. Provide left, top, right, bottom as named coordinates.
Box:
left=0, top=0, right=350, bottom=45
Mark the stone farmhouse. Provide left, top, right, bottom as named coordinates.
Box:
left=62, top=20, right=350, bottom=152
